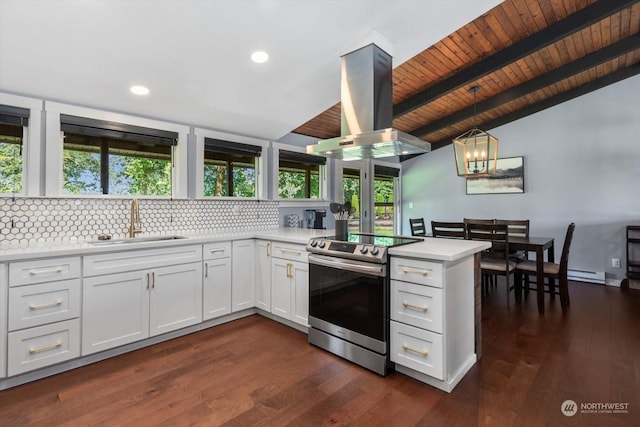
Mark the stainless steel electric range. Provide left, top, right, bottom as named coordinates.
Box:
left=306, top=233, right=421, bottom=375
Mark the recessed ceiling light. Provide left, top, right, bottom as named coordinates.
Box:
left=251, top=51, right=269, bottom=63
left=130, top=85, right=150, bottom=96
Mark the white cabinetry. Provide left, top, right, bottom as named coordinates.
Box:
left=231, top=240, right=255, bottom=312
left=6, top=256, right=81, bottom=376
left=255, top=240, right=271, bottom=312
left=203, top=241, right=232, bottom=320
left=270, top=242, right=308, bottom=327
left=82, top=245, right=202, bottom=355
left=389, top=256, right=475, bottom=393
left=1, top=264, right=6, bottom=378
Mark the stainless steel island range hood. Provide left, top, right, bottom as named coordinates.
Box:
left=306, top=43, right=430, bottom=161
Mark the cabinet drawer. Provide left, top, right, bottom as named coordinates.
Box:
left=390, top=257, right=443, bottom=287
left=9, top=256, right=81, bottom=287
left=391, top=280, right=443, bottom=333
left=271, top=242, right=307, bottom=262
left=203, top=241, right=232, bottom=260
left=83, top=245, right=203, bottom=277
left=9, top=279, right=81, bottom=331
left=8, top=319, right=80, bottom=376
left=390, top=321, right=443, bottom=380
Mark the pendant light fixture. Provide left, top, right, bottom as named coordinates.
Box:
left=453, top=85, right=498, bottom=177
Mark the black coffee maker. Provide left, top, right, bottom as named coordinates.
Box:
left=304, top=209, right=326, bottom=229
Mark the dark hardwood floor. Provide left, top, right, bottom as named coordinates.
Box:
left=1, top=281, right=639, bottom=426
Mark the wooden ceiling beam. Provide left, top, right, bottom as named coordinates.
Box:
left=425, top=63, right=640, bottom=151
left=409, top=34, right=640, bottom=137
left=393, top=0, right=639, bottom=118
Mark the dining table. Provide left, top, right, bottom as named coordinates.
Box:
left=509, top=235, right=555, bottom=314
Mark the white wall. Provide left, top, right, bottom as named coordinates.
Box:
left=401, top=75, right=640, bottom=281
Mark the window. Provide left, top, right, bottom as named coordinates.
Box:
left=278, top=150, right=325, bottom=199
left=0, top=105, right=28, bottom=194
left=373, top=165, right=399, bottom=235
left=203, top=138, right=261, bottom=197
left=61, top=115, right=177, bottom=196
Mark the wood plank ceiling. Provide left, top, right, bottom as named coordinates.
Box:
left=293, top=0, right=640, bottom=158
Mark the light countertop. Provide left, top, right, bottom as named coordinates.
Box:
left=0, top=228, right=332, bottom=262
left=0, top=229, right=489, bottom=263
left=389, top=237, right=491, bottom=262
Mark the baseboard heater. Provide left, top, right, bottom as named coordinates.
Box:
left=567, top=269, right=605, bottom=285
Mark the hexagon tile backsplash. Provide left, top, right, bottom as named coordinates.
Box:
left=0, top=197, right=279, bottom=248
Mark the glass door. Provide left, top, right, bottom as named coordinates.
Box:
left=342, top=167, right=362, bottom=232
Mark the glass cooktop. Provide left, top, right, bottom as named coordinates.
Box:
left=325, top=233, right=421, bottom=248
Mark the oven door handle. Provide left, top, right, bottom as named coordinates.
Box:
left=308, top=254, right=386, bottom=277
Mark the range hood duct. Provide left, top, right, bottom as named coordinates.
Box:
left=306, top=44, right=430, bottom=161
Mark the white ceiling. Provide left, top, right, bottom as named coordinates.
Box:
left=0, top=0, right=500, bottom=142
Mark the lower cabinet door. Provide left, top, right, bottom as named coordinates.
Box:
left=150, top=262, right=203, bottom=336
left=390, top=321, right=444, bottom=380
left=270, top=258, right=291, bottom=319
left=8, top=318, right=80, bottom=376
left=203, top=258, right=232, bottom=320
left=291, top=261, right=309, bottom=327
left=82, top=271, right=150, bottom=355
left=254, top=240, right=271, bottom=312
left=1, top=264, right=7, bottom=378
left=231, top=240, right=256, bottom=312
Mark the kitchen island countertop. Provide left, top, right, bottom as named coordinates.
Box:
left=389, top=237, right=491, bottom=262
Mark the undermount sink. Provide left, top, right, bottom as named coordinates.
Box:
left=89, top=235, right=187, bottom=245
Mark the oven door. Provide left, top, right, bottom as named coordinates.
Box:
left=308, top=254, right=388, bottom=354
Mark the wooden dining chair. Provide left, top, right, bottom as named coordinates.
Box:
left=495, top=219, right=530, bottom=261
left=466, top=222, right=517, bottom=306
left=515, top=223, right=576, bottom=312
left=464, top=218, right=498, bottom=288
left=409, top=218, right=427, bottom=236
left=431, top=221, right=466, bottom=239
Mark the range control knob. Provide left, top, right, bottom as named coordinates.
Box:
left=310, top=240, right=318, bottom=247
left=360, top=246, right=368, bottom=254
left=318, top=240, right=326, bottom=248
left=370, top=246, right=380, bottom=255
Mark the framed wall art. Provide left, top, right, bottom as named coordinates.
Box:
left=466, top=156, right=524, bottom=195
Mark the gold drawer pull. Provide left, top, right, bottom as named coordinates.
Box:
left=29, top=300, right=63, bottom=310
left=266, top=243, right=271, bottom=256
left=209, top=248, right=226, bottom=254
left=402, top=268, right=428, bottom=276
left=280, top=248, right=301, bottom=256
left=402, top=344, right=428, bottom=357
left=29, top=266, right=64, bottom=276
left=29, top=340, right=62, bottom=354
left=402, top=301, right=428, bottom=312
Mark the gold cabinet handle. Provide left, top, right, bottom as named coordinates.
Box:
left=280, top=248, right=301, bottom=256
left=151, top=272, right=155, bottom=289
left=402, top=268, right=428, bottom=276
left=286, top=263, right=292, bottom=278
left=402, top=301, right=428, bottom=312
left=209, top=248, right=226, bottom=254
left=29, top=340, right=62, bottom=354
left=146, top=272, right=150, bottom=289
left=204, top=262, right=208, bottom=278
left=402, top=344, right=428, bottom=357
left=29, top=300, right=63, bottom=310
left=266, top=243, right=271, bottom=257
left=29, top=266, right=64, bottom=276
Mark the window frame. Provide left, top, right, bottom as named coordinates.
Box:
left=0, top=93, right=42, bottom=196
left=45, top=101, right=189, bottom=198
left=194, top=128, right=268, bottom=200
left=272, top=142, right=328, bottom=205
